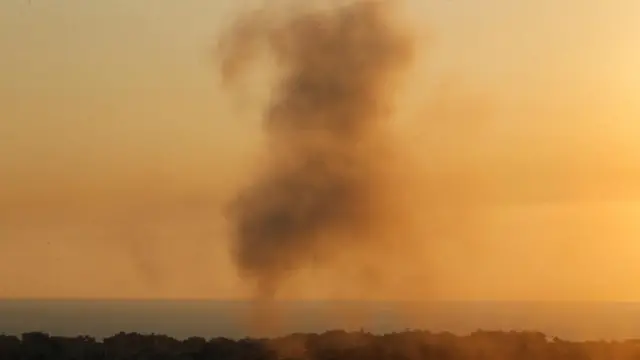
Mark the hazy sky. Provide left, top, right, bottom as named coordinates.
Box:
left=2, top=0, right=640, bottom=300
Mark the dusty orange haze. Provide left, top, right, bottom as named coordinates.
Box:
left=1, top=0, right=640, bottom=301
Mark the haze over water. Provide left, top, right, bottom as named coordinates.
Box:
left=4, top=300, right=640, bottom=341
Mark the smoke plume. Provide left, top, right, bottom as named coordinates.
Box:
left=219, top=0, right=414, bottom=300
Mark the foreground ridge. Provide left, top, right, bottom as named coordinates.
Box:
left=2, top=329, right=640, bottom=359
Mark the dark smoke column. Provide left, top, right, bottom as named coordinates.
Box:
left=220, top=1, right=414, bottom=299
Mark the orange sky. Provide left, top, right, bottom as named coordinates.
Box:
left=2, top=0, right=640, bottom=300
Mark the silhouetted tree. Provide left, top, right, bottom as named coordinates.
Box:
left=6, top=329, right=640, bottom=359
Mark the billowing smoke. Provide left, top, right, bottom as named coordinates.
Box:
left=218, top=0, right=414, bottom=300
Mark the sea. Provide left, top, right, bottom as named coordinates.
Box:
left=2, top=300, right=640, bottom=341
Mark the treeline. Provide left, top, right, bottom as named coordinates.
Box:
left=2, top=329, right=640, bottom=359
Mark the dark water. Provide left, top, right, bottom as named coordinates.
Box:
left=2, top=300, right=640, bottom=341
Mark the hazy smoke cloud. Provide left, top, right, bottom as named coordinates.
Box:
left=219, top=1, right=414, bottom=300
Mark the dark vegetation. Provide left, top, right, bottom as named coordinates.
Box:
left=3, top=330, right=640, bottom=359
